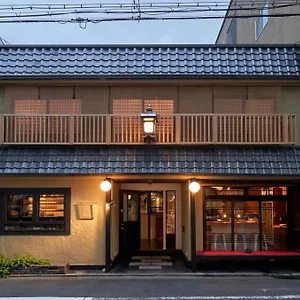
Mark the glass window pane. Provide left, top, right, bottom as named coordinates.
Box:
left=234, top=201, right=259, bottom=252
left=7, top=194, right=33, bottom=221
left=205, top=187, right=244, bottom=196
left=140, top=192, right=148, bottom=214
left=166, top=191, right=176, bottom=234
left=206, top=201, right=232, bottom=251
left=39, top=194, right=65, bottom=221
left=249, top=187, right=287, bottom=196
left=127, top=193, right=138, bottom=221
left=262, top=201, right=287, bottom=251
left=151, top=191, right=163, bottom=213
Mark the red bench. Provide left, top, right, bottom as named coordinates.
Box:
left=196, top=251, right=300, bottom=272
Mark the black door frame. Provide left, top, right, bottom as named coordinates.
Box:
left=119, top=190, right=141, bottom=255
left=119, top=189, right=165, bottom=254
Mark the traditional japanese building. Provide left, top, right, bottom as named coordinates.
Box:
left=0, top=45, right=300, bottom=272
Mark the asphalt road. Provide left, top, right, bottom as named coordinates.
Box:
left=1, top=276, right=300, bottom=299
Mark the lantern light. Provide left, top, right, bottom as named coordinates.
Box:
left=100, top=179, right=111, bottom=192
left=140, top=105, right=158, bottom=143
left=189, top=180, right=200, bottom=193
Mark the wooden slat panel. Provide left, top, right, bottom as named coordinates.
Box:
left=5, top=87, right=39, bottom=113
left=73, top=115, right=106, bottom=144
left=157, top=116, right=175, bottom=144
left=143, top=86, right=177, bottom=113
left=110, top=87, right=143, bottom=114
left=178, top=87, right=212, bottom=113
left=213, top=86, right=247, bottom=113
left=111, top=115, right=141, bottom=144
left=40, top=87, right=73, bottom=100
left=248, top=86, right=281, bottom=113
left=179, top=114, right=213, bottom=144
left=76, top=87, right=109, bottom=114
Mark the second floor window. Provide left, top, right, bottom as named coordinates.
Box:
left=255, top=2, right=268, bottom=40
left=14, top=99, right=82, bottom=114
left=112, top=99, right=174, bottom=115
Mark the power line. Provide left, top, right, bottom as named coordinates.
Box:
left=0, top=1, right=298, bottom=15
left=0, top=3, right=298, bottom=18
left=0, top=11, right=298, bottom=23
left=0, top=1, right=298, bottom=23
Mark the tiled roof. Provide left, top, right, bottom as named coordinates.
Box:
left=0, top=45, right=299, bottom=78
left=0, top=146, right=299, bottom=176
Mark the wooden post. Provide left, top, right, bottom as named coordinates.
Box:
left=105, top=185, right=112, bottom=273
left=294, top=115, right=297, bottom=144
left=190, top=190, right=197, bottom=272
left=212, top=114, right=218, bottom=144
left=106, top=115, right=111, bottom=144
left=175, top=115, right=181, bottom=144
left=0, top=114, right=4, bottom=144
left=69, top=115, right=74, bottom=145
left=0, top=114, right=4, bottom=145
left=283, top=114, right=289, bottom=144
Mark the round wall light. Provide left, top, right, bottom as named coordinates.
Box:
left=100, top=179, right=111, bottom=192
left=189, top=180, right=200, bottom=193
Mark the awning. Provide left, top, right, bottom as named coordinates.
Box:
left=0, top=146, right=299, bottom=176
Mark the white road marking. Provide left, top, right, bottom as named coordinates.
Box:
left=1, top=296, right=300, bottom=300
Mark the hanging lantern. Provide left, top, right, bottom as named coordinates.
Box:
left=140, top=105, right=158, bottom=143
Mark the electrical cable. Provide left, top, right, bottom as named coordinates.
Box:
left=0, top=1, right=298, bottom=23
left=0, top=11, right=298, bottom=23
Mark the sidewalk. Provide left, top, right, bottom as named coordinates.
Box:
left=9, top=269, right=300, bottom=278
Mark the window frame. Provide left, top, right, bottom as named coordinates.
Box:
left=203, top=187, right=289, bottom=252
left=255, top=1, right=269, bottom=40
left=0, top=188, right=71, bottom=236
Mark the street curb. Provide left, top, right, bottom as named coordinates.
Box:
left=8, top=272, right=276, bottom=278
left=271, top=273, right=300, bottom=279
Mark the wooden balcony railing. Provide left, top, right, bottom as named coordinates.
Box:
left=0, top=114, right=296, bottom=145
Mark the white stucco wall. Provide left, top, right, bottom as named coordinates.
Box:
left=0, top=176, right=107, bottom=266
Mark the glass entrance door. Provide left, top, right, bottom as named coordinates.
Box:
left=140, top=191, right=163, bottom=250
left=119, top=191, right=140, bottom=254
left=120, top=189, right=176, bottom=254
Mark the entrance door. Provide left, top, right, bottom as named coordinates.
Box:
left=120, top=189, right=175, bottom=254
left=140, top=191, right=164, bottom=250
left=119, top=191, right=140, bottom=254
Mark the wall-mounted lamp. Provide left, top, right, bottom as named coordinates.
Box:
left=100, top=179, right=112, bottom=192
left=105, top=201, right=114, bottom=210
left=140, top=105, right=158, bottom=143
left=189, top=179, right=200, bottom=193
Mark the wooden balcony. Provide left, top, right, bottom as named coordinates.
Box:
left=0, top=114, right=296, bottom=145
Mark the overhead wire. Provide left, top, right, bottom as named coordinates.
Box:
left=0, top=3, right=298, bottom=17
left=0, top=1, right=298, bottom=23
left=0, top=11, right=299, bottom=23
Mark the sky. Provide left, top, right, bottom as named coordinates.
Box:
left=0, top=0, right=224, bottom=45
